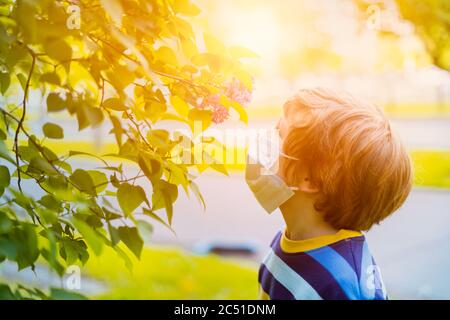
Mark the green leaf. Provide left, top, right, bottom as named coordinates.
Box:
left=38, top=207, right=58, bottom=225
left=53, top=160, right=72, bottom=174
left=188, top=108, right=212, bottom=131
left=28, top=156, right=58, bottom=175
left=109, top=115, right=123, bottom=146
left=189, top=180, right=206, bottom=210
left=16, top=73, right=27, bottom=90
left=47, top=93, right=65, bottom=112
left=173, top=0, right=201, bottom=16
left=0, top=284, right=15, bottom=300
left=154, top=46, right=178, bottom=65
left=165, top=161, right=188, bottom=188
left=0, top=141, right=14, bottom=164
left=138, top=153, right=162, bottom=184
left=49, top=288, right=88, bottom=300
left=151, top=180, right=178, bottom=225
left=0, top=72, right=10, bottom=95
left=12, top=224, right=39, bottom=270
left=73, top=218, right=103, bottom=256
left=103, top=207, right=122, bottom=221
left=180, top=37, right=198, bottom=58
left=40, top=72, right=60, bottom=86
left=143, top=208, right=174, bottom=234
left=0, top=165, right=10, bottom=188
left=108, top=224, right=120, bottom=246
left=76, top=105, right=104, bottom=130
left=60, top=238, right=88, bottom=265
left=170, top=96, right=189, bottom=117
left=145, top=101, right=167, bottom=123
left=231, top=101, right=248, bottom=124
left=0, top=237, right=17, bottom=260
left=203, top=151, right=229, bottom=176
left=0, top=211, right=13, bottom=234
left=42, top=122, right=64, bottom=139
left=41, top=230, right=65, bottom=276
left=234, top=68, right=253, bottom=90
left=148, top=129, right=170, bottom=150
left=117, top=183, right=147, bottom=215
left=87, top=170, right=108, bottom=194
left=118, top=226, right=143, bottom=259
left=68, top=150, right=109, bottom=166
left=37, top=194, right=62, bottom=213
left=44, top=39, right=72, bottom=62
left=102, top=98, right=127, bottom=111
left=70, top=169, right=97, bottom=196
left=17, top=146, right=38, bottom=162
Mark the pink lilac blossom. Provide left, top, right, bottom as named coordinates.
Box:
left=197, top=79, right=252, bottom=124
left=224, top=78, right=252, bottom=107
left=210, top=105, right=229, bottom=124
left=198, top=94, right=230, bottom=124
left=198, top=94, right=221, bottom=109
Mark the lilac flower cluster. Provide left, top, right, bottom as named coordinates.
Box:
left=224, top=78, right=252, bottom=107
left=198, top=78, right=252, bottom=124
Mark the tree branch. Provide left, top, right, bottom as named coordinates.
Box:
left=14, top=52, right=36, bottom=192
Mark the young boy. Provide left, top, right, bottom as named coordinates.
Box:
left=248, top=87, right=413, bottom=300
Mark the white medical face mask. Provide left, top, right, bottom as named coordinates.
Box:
left=245, top=130, right=299, bottom=214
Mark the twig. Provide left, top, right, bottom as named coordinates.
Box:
left=14, top=52, right=36, bottom=192
left=93, top=174, right=146, bottom=189
left=124, top=111, right=155, bottom=152
left=87, top=33, right=206, bottom=90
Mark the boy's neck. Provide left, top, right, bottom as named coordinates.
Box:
left=280, top=193, right=338, bottom=241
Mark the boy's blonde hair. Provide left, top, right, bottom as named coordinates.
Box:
left=281, top=87, right=413, bottom=231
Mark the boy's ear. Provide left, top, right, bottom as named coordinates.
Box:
left=297, top=177, right=319, bottom=194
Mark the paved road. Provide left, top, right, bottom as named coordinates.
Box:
left=150, top=173, right=450, bottom=299
left=390, top=118, right=450, bottom=149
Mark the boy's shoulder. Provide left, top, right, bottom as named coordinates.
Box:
left=259, top=230, right=387, bottom=300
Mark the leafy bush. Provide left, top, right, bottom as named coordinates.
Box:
left=0, top=0, right=254, bottom=297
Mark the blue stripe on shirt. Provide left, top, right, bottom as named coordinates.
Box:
left=306, top=246, right=361, bottom=299
left=259, top=264, right=295, bottom=300
left=263, top=249, right=323, bottom=300
left=271, top=241, right=349, bottom=300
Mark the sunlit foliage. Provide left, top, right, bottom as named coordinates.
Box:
left=0, top=0, right=254, bottom=298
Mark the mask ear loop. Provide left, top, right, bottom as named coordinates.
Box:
left=280, top=152, right=299, bottom=161
left=278, top=151, right=301, bottom=191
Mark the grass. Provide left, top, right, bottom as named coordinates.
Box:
left=84, top=246, right=258, bottom=299
left=384, top=103, right=450, bottom=118
left=411, top=150, right=450, bottom=189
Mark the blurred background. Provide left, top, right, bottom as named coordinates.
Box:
left=1, top=0, right=449, bottom=299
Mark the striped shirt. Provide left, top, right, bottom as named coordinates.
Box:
left=258, top=229, right=387, bottom=300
